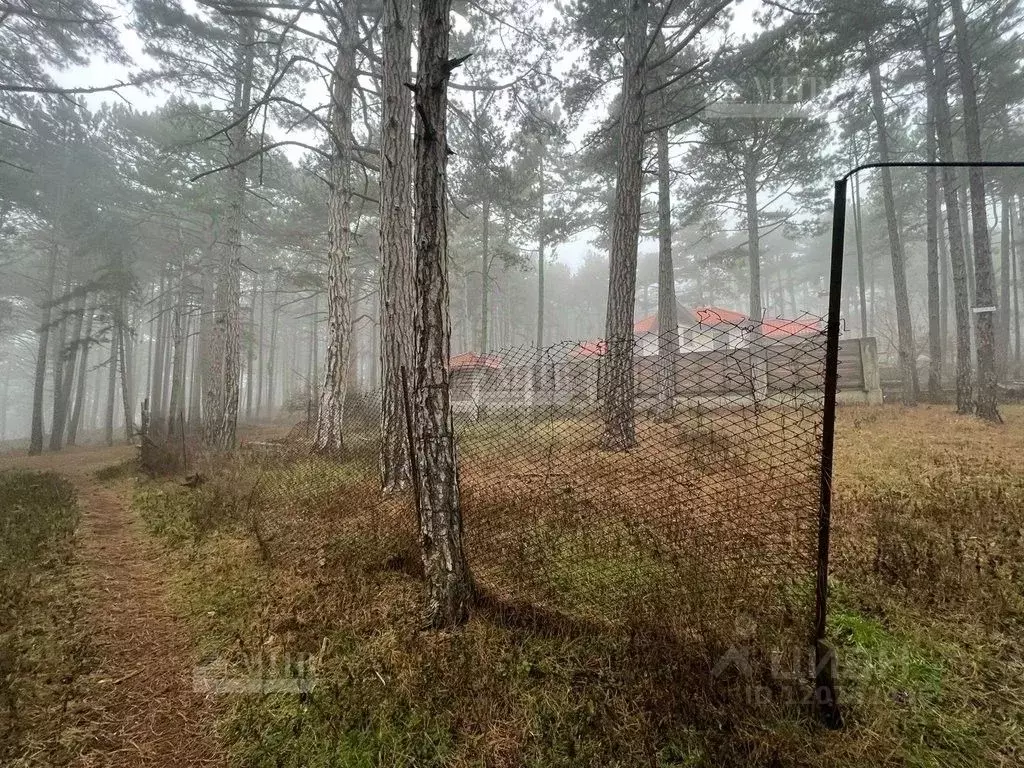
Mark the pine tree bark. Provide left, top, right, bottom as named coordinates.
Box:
left=951, top=0, right=1000, bottom=421
left=29, top=243, right=58, bottom=455
left=313, top=9, right=357, bottom=455
left=998, top=185, right=1011, bottom=379
left=536, top=143, right=547, bottom=351
left=928, top=0, right=973, bottom=412
left=868, top=52, right=918, bottom=404
left=601, top=0, right=648, bottom=450
left=743, top=149, right=762, bottom=321
left=67, top=300, right=95, bottom=446
left=203, top=17, right=255, bottom=450
left=245, top=283, right=256, bottom=420
left=150, top=272, right=169, bottom=426
left=117, top=304, right=135, bottom=442
left=925, top=85, right=942, bottom=399
left=104, top=327, right=118, bottom=446
left=1013, top=201, right=1021, bottom=374
left=852, top=162, right=869, bottom=337
left=479, top=197, right=491, bottom=352
left=255, top=275, right=266, bottom=420
left=266, top=284, right=279, bottom=416
left=411, top=0, right=473, bottom=627
left=54, top=289, right=86, bottom=449
left=656, top=124, right=679, bottom=416
left=167, top=255, right=188, bottom=435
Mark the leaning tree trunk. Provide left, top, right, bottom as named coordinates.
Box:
left=868, top=53, right=918, bottom=405
left=928, top=0, right=973, bottom=413
left=29, top=243, right=59, bottom=455
left=656, top=124, right=679, bottom=416
left=601, top=0, right=648, bottom=450
left=411, top=0, right=474, bottom=627
left=951, top=0, right=999, bottom=422
left=313, top=11, right=357, bottom=455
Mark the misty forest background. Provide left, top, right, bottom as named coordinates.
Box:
left=1, top=0, right=1022, bottom=451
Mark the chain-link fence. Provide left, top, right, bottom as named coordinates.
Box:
left=144, top=313, right=829, bottom=648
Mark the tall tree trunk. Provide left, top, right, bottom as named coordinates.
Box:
left=998, top=185, right=1011, bottom=379
left=266, top=286, right=278, bottom=417
left=743, top=150, right=762, bottom=321
left=852, top=159, right=869, bottom=337
left=0, top=365, right=8, bottom=442
left=313, top=14, right=356, bottom=455
left=52, top=288, right=86, bottom=449
left=167, top=256, right=188, bottom=436
left=246, top=282, right=256, bottom=420
left=150, top=273, right=169, bottom=425
left=868, top=53, right=918, bottom=405
left=29, top=243, right=59, bottom=455
left=656, top=125, right=679, bottom=416
left=117, top=305, right=135, bottom=442
left=204, top=18, right=256, bottom=450
left=255, top=275, right=266, bottom=420
left=536, top=144, right=547, bottom=351
left=928, top=0, right=973, bottom=412
left=67, top=301, right=95, bottom=446
left=196, top=223, right=217, bottom=430
left=601, top=0, right=648, bottom=450
left=47, top=267, right=72, bottom=451
left=104, top=326, right=118, bottom=446
left=925, top=84, right=942, bottom=399
left=377, top=0, right=417, bottom=487
left=939, top=205, right=950, bottom=370
left=951, top=0, right=1000, bottom=421
left=1013, top=202, right=1021, bottom=374
left=479, top=197, right=491, bottom=353
left=411, top=0, right=473, bottom=627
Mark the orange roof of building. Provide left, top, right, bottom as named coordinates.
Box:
left=760, top=317, right=822, bottom=338
left=695, top=305, right=748, bottom=326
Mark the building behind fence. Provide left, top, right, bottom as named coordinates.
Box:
left=148, top=314, right=869, bottom=659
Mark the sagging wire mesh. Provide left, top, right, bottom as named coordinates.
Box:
left=167, top=312, right=828, bottom=644
left=452, top=313, right=827, bottom=642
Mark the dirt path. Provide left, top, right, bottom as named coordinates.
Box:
left=0, top=445, right=225, bottom=767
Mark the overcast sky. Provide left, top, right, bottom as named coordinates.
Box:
left=59, top=0, right=768, bottom=272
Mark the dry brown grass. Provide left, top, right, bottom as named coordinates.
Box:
left=128, top=403, right=1024, bottom=767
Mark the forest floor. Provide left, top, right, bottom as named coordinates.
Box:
left=3, top=407, right=1024, bottom=766
left=0, top=443, right=225, bottom=767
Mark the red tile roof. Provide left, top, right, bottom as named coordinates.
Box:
left=760, top=317, right=821, bottom=338
left=695, top=305, right=748, bottom=326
